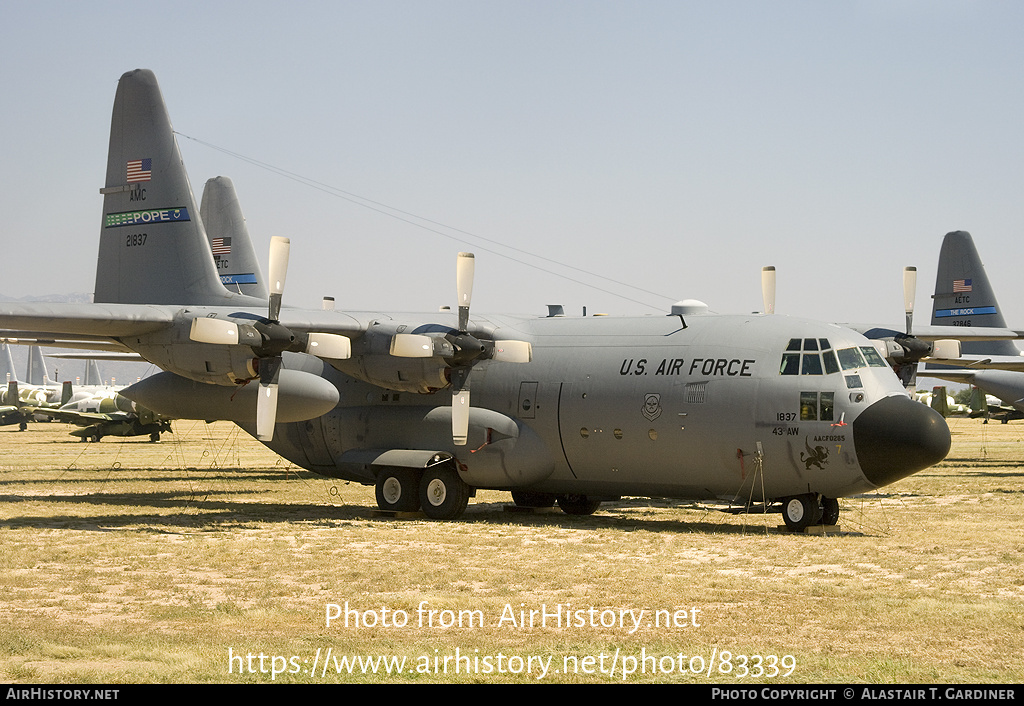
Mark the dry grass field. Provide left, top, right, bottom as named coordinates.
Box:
left=0, top=415, right=1022, bottom=684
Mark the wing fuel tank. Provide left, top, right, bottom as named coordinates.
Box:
left=122, top=370, right=339, bottom=424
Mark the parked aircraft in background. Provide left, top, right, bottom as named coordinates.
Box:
left=918, top=231, right=1024, bottom=414
left=0, top=341, right=169, bottom=440
left=0, top=69, right=954, bottom=530
left=32, top=388, right=171, bottom=442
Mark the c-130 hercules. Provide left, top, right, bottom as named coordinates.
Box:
left=0, top=70, right=951, bottom=531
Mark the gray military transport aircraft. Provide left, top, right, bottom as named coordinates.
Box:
left=0, top=69, right=953, bottom=531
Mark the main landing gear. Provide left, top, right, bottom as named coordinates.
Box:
left=374, top=463, right=471, bottom=521
left=780, top=493, right=840, bottom=532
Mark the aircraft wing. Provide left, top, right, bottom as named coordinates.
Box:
left=924, top=354, right=1024, bottom=372
left=846, top=324, right=1024, bottom=342
left=15, top=341, right=141, bottom=355
left=0, top=302, right=175, bottom=340
left=0, top=301, right=368, bottom=347
left=31, top=408, right=124, bottom=425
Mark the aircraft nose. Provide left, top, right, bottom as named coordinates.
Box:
left=853, top=394, right=950, bottom=487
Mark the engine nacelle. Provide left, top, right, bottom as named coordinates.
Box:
left=329, top=323, right=451, bottom=393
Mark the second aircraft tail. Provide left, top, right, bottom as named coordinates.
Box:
left=930, top=230, right=1020, bottom=357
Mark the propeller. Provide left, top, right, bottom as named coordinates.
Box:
left=891, top=265, right=959, bottom=391
left=450, top=253, right=475, bottom=445
left=389, top=252, right=533, bottom=445
left=189, top=235, right=351, bottom=441
left=253, top=236, right=291, bottom=441
left=761, top=266, right=776, bottom=314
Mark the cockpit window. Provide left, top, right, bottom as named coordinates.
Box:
left=801, top=354, right=823, bottom=375
left=781, top=340, right=879, bottom=376
left=837, top=347, right=867, bottom=370
left=860, top=346, right=889, bottom=368
left=780, top=353, right=800, bottom=375
left=823, top=350, right=840, bottom=375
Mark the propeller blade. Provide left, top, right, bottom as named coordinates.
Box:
left=492, top=340, right=533, bottom=363
left=457, top=252, right=475, bottom=332
left=450, top=365, right=471, bottom=446
left=452, top=386, right=470, bottom=446
left=390, top=333, right=434, bottom=358
left=761, top=266, right=776, bottom=314
left=306, top=332, right=351, bottom=359
left=256, top=356, right=282, bottom=441
left=256, top=381, right=279, bottom=441
left=268, top=236, right=291, bottom=322
left=190, top=317, right=240, bottom=345
left=903, top=266, right=917, bottom=335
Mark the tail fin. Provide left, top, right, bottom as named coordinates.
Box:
left=84, top=359, right=102, bottom=386
left=0, top=343, right=16, bottom=383
left=26, top=345, right=50, bottom=386
left=930, top=230, right=1020, bottom=357
left=200, top=176, right=269, bottom=299
left=94, top=70, right=263, bottom=307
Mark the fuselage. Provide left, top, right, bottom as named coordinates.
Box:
left=127, top=309, right=948, bottom=505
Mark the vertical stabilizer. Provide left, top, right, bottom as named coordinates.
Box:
left=85, top=359, right=103, bottom=387
left=26, top=345, right=50, bottom=385
left=94, top=70, right=261, bottom=307
left=931, top=231, right=1020, bottom=357
left=0, top=343, right=16, bottom=383
left=200, top=177, right=269, bottom=299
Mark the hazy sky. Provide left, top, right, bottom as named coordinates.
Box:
left=4, top=1, right=1024, bottom=332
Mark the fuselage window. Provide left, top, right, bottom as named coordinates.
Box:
left=820, top=392, right=835, bottom=421
left=800, top=391, right=818, bottom=420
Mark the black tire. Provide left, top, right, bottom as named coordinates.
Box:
left=820, top=497, right=840, bottom=526
left=782, top=494, right=822, bottom=531
left=556, top=494, right=602, bottom=516
left=511, top=491, right=556, bottom=508
left=375, top=468, right=422, bottom=513
left=418, top=465, right=470, bottom=520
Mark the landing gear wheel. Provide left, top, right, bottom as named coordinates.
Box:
left=511, top=491, right=556, bottom=508
left=418, top=465, right=470, bottom=520
left=375, top=468, right=421, bottom=513
left=556, top=494, right=602, bottom=516
left=820, top=497, right=840, bottom=526
left=782, top=494, right=822, bottom=532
